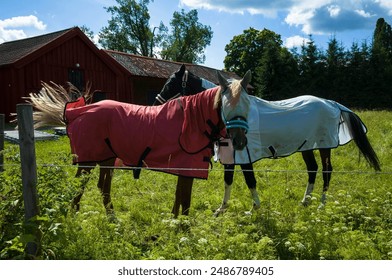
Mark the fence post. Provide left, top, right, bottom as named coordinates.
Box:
left=0, top=114, right=4, bottom=172
left=16, top=104, right=40, bottom=257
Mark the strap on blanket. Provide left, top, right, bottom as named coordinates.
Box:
left=204, top=119, right=224, bottom=143
left=268, top=146, right=277, bottom=158
left=179, top=119, right=222, bottom=155
left=133, top=147, right=151, bottom=179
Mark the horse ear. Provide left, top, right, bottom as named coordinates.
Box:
left=217, top=71, right=229, bottom=91
left=241, top=70, right=251, bottom=89
left=177, top=64, right=186, bottom=76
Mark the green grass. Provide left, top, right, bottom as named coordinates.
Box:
left=1, top=111, right=391, bottom=259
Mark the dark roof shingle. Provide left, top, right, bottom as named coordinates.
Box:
left=0, top=28, right=72, bottom=66
left=105, top=50, right=238, bottom=84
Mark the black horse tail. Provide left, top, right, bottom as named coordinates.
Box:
left=341, top=111, right=381, bottom=171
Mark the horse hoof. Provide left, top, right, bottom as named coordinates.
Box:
left=318, top=203, right=325, bottom=210
left=213, top=208, right=226, bottom=217
left=253, top=203, right=261, bottom=210
left=107, top=212, right=118, bottom=223
left=301, top=196, right=312, bottom=206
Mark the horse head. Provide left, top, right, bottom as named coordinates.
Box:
left=217, top=70, right=251, bottom=151
left=154, top=64, right=206, bottom=105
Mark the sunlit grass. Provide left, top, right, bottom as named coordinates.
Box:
left=1, top=110, right=391, bottom=259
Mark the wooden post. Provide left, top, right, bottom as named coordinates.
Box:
left=0, top=114, right=4, bottom=172
left=16, top=104, right=40, bottom=257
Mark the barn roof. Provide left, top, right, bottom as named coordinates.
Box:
left=105, top=50, right=239, bottom=84
left=0, top=26, right=241, bottom=84
left=0, top=28, right=72, bottom=66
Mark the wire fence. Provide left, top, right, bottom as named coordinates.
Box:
left=1, top=161, right=391, bottom=175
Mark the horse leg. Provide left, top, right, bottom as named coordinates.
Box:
left=72, top=164, right=94, bottom=211
left=172, top=176, right=194, bottom=217
left=214, top=164, right=234, bottom=216
left=172, top=181, right=181, bottom=218
left=301, top=150, right=318, bottom=206
left=98, top=158, right=116, bottom=215
left=240, top=163, right=260, bottom=210
left=180, top=176, right=193, bottom=216
left=319, top=149, right=332, bottom=207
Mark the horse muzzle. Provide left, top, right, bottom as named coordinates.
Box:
left=225, top=116, right=249, bottom=150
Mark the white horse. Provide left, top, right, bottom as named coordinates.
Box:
left=156, top=66, right=381, bottom=215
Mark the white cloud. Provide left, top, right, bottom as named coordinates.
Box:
left=377, top=0, right=392, bottom=15
left=284, top=35, right=310, bottom=49
left=355, top=9, right=373, bottom=18
left=328, top=5, right=341, bottom=18
left=0, top=15, right=46, bottom=30
left=179, top=0, right=291, bottom=17
left=0, top=15, right=46, bottom=43
left=180, top=0, right=390, bottom=35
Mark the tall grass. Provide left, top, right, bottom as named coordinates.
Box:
left=1, top=111, right=391, bottom=259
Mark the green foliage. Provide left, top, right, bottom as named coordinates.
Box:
left=224, top=28, right=283, bottom=77
left=160, top=9, right=213, bottom=64
left=98, top=1, right=212, bottom=64
left=224, top=18, right=392, bottom=109
left=99, top=0, right=162, bottom=56
left=1, top=112, right=392, bottom=259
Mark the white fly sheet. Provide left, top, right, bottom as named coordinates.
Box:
left=215, top=95, right=364, bottom=164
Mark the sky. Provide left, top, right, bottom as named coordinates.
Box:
left=1, top=0, right=392, bottom=70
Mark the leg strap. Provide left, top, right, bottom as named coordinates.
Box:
left=133, top=147, right=151, bottom=179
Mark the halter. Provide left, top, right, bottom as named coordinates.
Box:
left=221, top=106, right=249, bottom=134
left=155, top=70, right=189, bottom=105
left=181, top=70, right=188, bottom=95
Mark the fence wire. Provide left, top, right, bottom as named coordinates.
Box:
left=1, top=162, right=391, bottom=175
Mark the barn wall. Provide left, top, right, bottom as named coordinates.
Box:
left=0, top=68, right=13, bottom=119
left=1, top=36, right=130, bottom=122
left=21, top=36, right=120, bottom=96
left=131, top=76, right=166, bottom=105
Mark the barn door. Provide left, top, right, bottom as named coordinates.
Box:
left=68, top=68, right=85, bottom=92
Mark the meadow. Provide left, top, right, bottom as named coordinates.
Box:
left=1, top=110, right=391, bottom=260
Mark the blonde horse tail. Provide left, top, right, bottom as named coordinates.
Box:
left=24, top=82, right=91, bottom=128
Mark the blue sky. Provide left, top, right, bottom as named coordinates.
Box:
left=1, top=0, right=392, bottom=69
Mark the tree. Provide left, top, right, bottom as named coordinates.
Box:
left=99, top=1, right=212, bottom=63
left=224, top=28, right=298, bottom=99
left=224, top=28, right=282, bottom=77
left=98, top=0, right=164, bottom=57
left=345, top=40, right=372, bottom=107
left=297, top=35, right=325, bottom=96
left=370, top=18, right=392, bottom=108
left=160, top=9, right=213, bottom=64
left=324, top=36, right=347, bottom=101
left=79, top=25, right=95, bottom=42
left=255, top=40, right=299, bottom=99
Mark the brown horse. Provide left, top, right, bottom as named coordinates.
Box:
left=25, top=72, right=251, bottom=217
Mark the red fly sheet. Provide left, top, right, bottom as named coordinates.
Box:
left=64, top=87, right=222, bottom=179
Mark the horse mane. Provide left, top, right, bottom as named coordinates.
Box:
left=24, top=82, right=92, bottom=128
left=228, top=80, right=243, bottom=106
left=213, top=79, right=242, bottom=109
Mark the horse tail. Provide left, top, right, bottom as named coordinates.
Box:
left=25, top=82, right=91, bottom=128
left=341, top=111, right=381, bottom=171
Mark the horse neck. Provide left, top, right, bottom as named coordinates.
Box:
left=183, top=87, right=222, bottom=126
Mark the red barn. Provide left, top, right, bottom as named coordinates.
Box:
left=105, top=50, right=237, bottom=105
left=0, top=27, right=239, bottom=122
left=0, top=27, right=129, bottom=122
